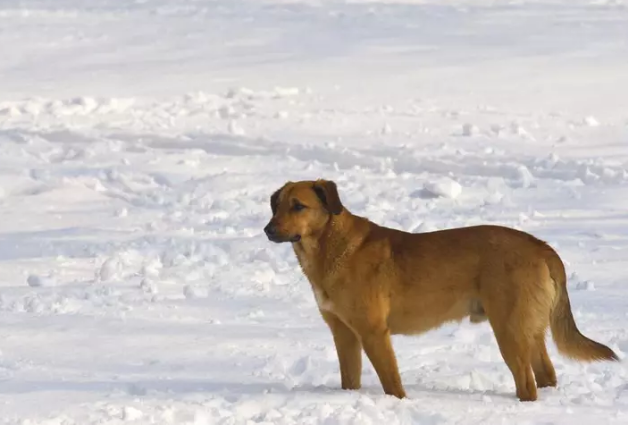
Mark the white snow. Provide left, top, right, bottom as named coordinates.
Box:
left=461, top=123, right=480, bottom=137
left=1, top=0, right=628, bottom=424
left=422, top=178, right=463, bottom=199
left=26, top=274, right=56, bottom=288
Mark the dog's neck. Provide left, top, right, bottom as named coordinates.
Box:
left=292, top=209, right=367, bottom=283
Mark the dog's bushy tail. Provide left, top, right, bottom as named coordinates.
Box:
left=546, top=248, right=619, bottom=362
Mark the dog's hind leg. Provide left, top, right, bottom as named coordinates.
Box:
left=531, top=331, right=557, bottom=388
left=489, top=318, right=537, bottom=401
left=481, top=282, right=538, bottom=400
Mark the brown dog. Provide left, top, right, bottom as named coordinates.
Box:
left=264, top=179, right=619, bottom=401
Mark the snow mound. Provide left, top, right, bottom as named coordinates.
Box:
left=422, top=178, right=463, bottom=199
left=26, top=274, right=57, bottom=287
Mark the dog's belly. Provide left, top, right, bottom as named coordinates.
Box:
left=387, top=297, right=471, bottom=335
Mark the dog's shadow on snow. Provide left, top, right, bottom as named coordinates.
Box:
left=0, top=379, right=337, bottom=398
left=0, top=379, right=521, bottom=404
left=0, top=379, right=284, bottom=396
left=403, top=384, right=521, bottom=403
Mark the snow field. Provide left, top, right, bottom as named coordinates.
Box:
left=1, top=0, right=628, bottom=424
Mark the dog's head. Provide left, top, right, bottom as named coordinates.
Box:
left=263, top=179, right=343, bottom=243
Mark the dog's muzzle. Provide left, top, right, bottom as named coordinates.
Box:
left=264, top=223, right=278, bottom=239
left=264, top=223, right=301, bottom=243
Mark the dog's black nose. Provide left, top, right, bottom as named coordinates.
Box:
left=264, top=223, right=277, bottom=237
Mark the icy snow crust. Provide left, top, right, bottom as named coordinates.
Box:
left=1, top=0, right=628, bottom=424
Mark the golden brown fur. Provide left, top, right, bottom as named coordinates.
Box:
left=264, top=179, right=619, bottom=401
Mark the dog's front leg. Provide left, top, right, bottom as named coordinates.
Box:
left=321, top=310, right=362, bottom=390
left=357, top=322, right=406, bottom=399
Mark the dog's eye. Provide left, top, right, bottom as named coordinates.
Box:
left=293, top=202, right=306, bottom=212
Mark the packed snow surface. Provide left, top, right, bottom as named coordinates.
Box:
left=1, top=0, right=628, bottom=424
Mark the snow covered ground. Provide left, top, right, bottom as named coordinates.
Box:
left=1, top=0, right=628, bottom=423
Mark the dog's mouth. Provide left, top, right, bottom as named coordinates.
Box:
left=267, top=234, right=301, bottom=243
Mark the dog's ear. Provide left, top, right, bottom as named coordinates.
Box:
left=270, top=182, right=291, bottom=215
left=270, top=189, right=281, bottom=215
left=313, top=180, right=343, bottom=215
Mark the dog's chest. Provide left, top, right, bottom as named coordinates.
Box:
left=301, top=262, right=335, bottom=312
left=294, top=247, right=336, bottom=312
left=294, top=248, right=324, bottom=283
left=313, top=287, right=334, bottom=312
